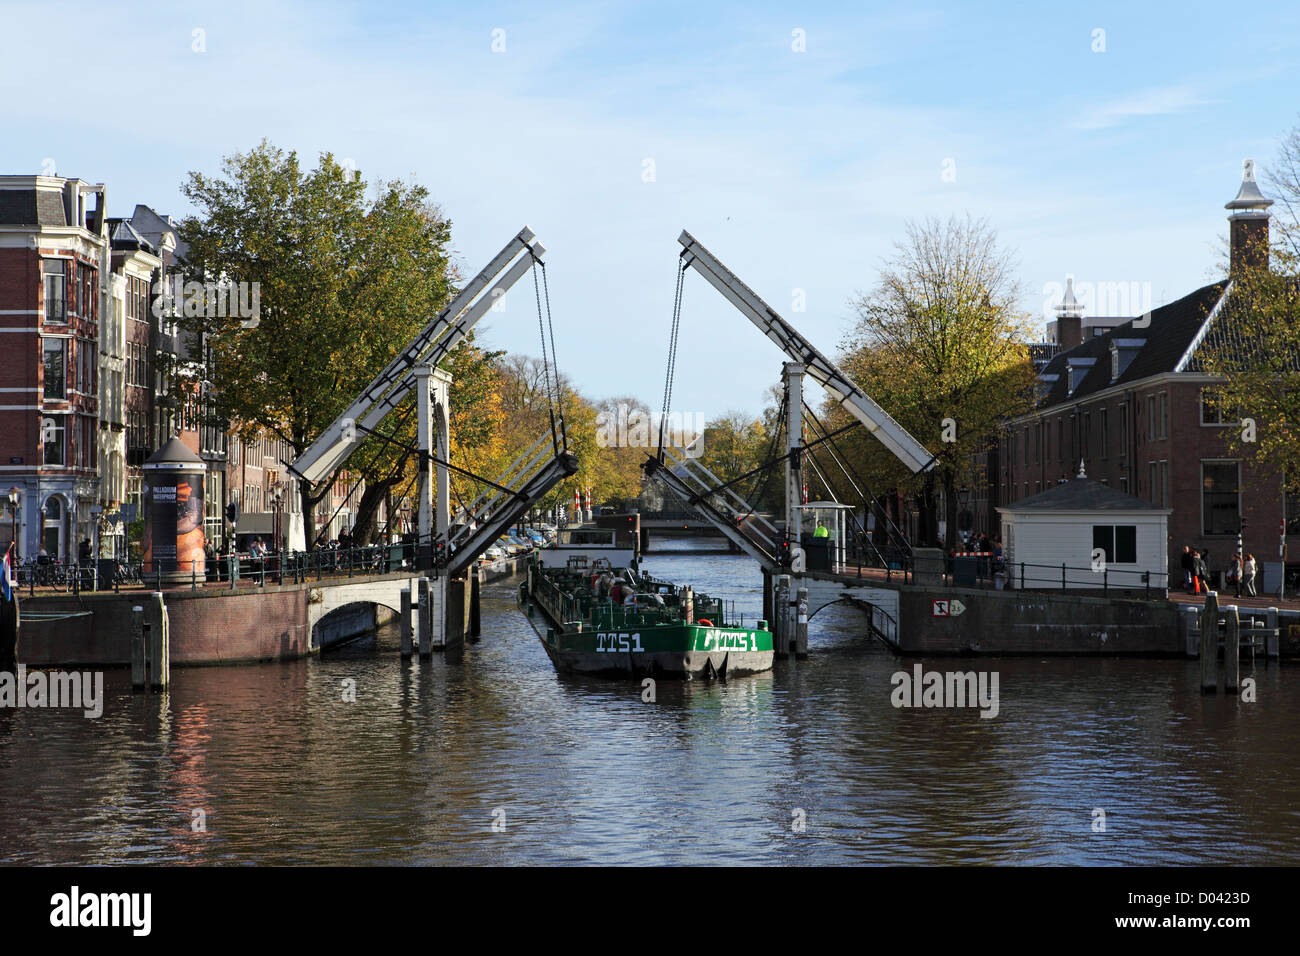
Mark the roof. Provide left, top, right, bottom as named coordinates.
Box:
left=1183, top=277, right=1300, bottom=374
left=143, top=436, right=205, bottom=467
left=1034, top=281, right=1228, bottom=407
left=108, top=218, right=155, bottom=253
left=998, top=476, right=1167, bottom=513
left=129, top=204, right=189, bottom=262
left=0, top=187, right=67, bottom=226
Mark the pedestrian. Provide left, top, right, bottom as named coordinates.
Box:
left=1243, top=553, right=1257, bottom=597
left=1180, top=545, right=1194, bottom=591
left=78, top=537, right=91, bottom=565
left=1194, top=549, right=1210, bottom=594
left=1229, top=551, right=1242, bottom=598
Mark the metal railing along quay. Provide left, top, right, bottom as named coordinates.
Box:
left=11, top=544, right=432, bottom=595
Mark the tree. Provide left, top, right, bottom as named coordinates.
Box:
left=176, top=141, right=460, bottom=537
left=838, top=215, right=1037, bottom=548
left=1198, top=121, right=1300, bottom=496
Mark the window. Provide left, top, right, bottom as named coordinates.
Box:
left=1024, top=427, right=1030, bottom=466
left=1147, top=395, right=1156, bottom=440
left=1093, top=524, right=1138, bottom=564
left=1083, top=413, right=1091, bottom=459
left=1034, top=422, right=1041, bottom=464
left=42, top=338, right=67, bottom=399
left=1159, top=460, right=1169, bottom=511
left=1148, top=462, right=1158, bottom=505
left=1119, top=404, right=1129, bottom=459
left=1119, top=475, right=1129, bottom=493
left=80, top=415, right=96, bottom=469
left=1200, top=388, right=1238, bottom=425
left=43, top=259, right=67, bottom=323
left=42, top=416, right=66, bottom=465
left=1202, top=461, right=1240, bottom=535
left=1287, top=486, right=1300, bottom=535
left=1057, top=417, right=1064, bottom=462
left=205, top=470, right=224, bottom=551
left=1100, top=408, right=1109, bottom=459
left=1158, top=392, right=1168, bottom=439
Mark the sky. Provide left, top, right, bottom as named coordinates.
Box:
left=3, top=0, right=1299, bottom=421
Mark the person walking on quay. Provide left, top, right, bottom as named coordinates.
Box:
left=1180, top=545, right=1195, bottom=591
left=1229, top=551, right=1243, bottom=598
left=1243, top=553, right=1258, bottom=597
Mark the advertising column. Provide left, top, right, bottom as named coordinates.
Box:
left=142, top=437, right=207, bottom=584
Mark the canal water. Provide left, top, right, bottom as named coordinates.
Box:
left=2, top=541, right=1298, bottom=865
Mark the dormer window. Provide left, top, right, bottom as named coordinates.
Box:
left=1066, top=358, right=1095, bottom=395
left=1035, top=373, right=1058, bottom=405
left=1109, top=338, right=1145, bottom=382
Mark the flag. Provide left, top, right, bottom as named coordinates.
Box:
left=1, top=543, right=13, bottom=603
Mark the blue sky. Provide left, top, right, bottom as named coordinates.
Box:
left=3, top=0, right=1298, bottom=419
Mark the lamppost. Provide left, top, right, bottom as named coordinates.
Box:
left=271, top=488, right=283, bottom=583
left=271, top=489, right=282, bottom=550
left=6, top=487, right=19, bottom=560
left=957, top=485, right=972, bottom=536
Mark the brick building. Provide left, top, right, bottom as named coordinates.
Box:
left=1, top=175, right=422, bottom=561
left=0, top=175, right=109, bottom=561
left=982, top=161, right=1297, bottom=588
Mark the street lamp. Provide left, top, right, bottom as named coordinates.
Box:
left=271, top=489, right=283, bottom=554
left=7, top=487, right=19, bottom=560
left=957, top=485, right=972, bottom=535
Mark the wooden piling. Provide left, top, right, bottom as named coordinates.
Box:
left=131, top=605, right=146, bottom=691
left=773, top=579, right=790, bottom=659
left=1200, top=592, right=1218, bottom=694
left=400, top=586, right=413, bottom=658
left=1266, top=607, right=1280, bottom=659
left=1223, top=605, right=1240, bottom=693
left=795, top=586, right=809, bottom=660
left=469, top=569, right=481, bottom=638
left=0, top=591, right=17, bottom=674
left=417, top=577, right=432, bottom=658
left=147, top=592, right=170, bottom=691
left=762, top=569, right=773, bottom=630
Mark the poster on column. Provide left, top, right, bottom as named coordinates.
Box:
left=145, top=473, right=205, bottom=574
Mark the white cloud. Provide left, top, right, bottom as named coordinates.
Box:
left=1072, top=85, right=1212, bottom=130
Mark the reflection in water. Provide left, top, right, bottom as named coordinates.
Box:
left=1, top=542, right=1298, bottom=864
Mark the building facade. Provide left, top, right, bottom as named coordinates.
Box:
left=0, top=175, right=109, bottom=561
left=983, top=161, right=1298, bottom=585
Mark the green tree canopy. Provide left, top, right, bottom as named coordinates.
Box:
left=835, top=214, right=1037, bottom=547
left=176, top=140, right=460, bottom=536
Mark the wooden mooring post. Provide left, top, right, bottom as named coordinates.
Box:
left=416, top=577, right=432, bottom=658
left=773, top=577, right=790, bottom=659
left=1200, top=592, right=1218, bottom=694
left=469, top=569, right=481, bottom=639
left=147, top=591, right=169, bottom=691
left=131, top=604, right=146, bottom=691
left=400, top=585, right=413, bottom=659
left=1223, top=605, right=1240, bottom=693
left=795, top=586, right=809, bottom=660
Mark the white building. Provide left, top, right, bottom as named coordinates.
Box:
left=998, top=470, right=1170, bottom=592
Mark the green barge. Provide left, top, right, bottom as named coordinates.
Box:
left=518, top=552, right=773, bottom=679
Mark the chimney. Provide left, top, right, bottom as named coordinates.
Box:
left=1226, top=159, right=1272, bottom=276
left=1054, top=275, right=1083, bottom=349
